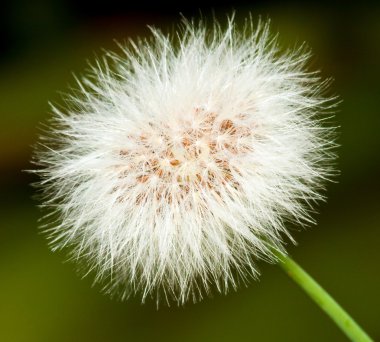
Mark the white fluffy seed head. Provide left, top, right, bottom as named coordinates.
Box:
left=33, top=16, right=337, bottom=305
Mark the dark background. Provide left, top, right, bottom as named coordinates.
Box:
left=1, top=1, right=379, bottom=341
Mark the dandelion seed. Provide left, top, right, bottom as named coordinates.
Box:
left=33, top=16, right=336, bottom=305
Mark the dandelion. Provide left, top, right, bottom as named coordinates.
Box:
left=34, top=17, right=337, bottom=304
left=32, top=15, right=375, bottom=340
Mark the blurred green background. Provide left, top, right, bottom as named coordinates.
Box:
left=1, top=1, right=379, bottom=341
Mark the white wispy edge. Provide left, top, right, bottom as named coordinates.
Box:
left=32, top=15, right=337, bottom=305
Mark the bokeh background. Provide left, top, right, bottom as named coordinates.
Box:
left=1, top=1, right=379, bottom=341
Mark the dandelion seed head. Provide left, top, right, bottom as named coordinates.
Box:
left=33, top=16, right=337, bottom=305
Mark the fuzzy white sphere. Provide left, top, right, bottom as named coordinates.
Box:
left=34, top=17, right=336, bottom=304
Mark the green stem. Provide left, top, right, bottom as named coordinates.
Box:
left=273, top=249, right=373, bottom=342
